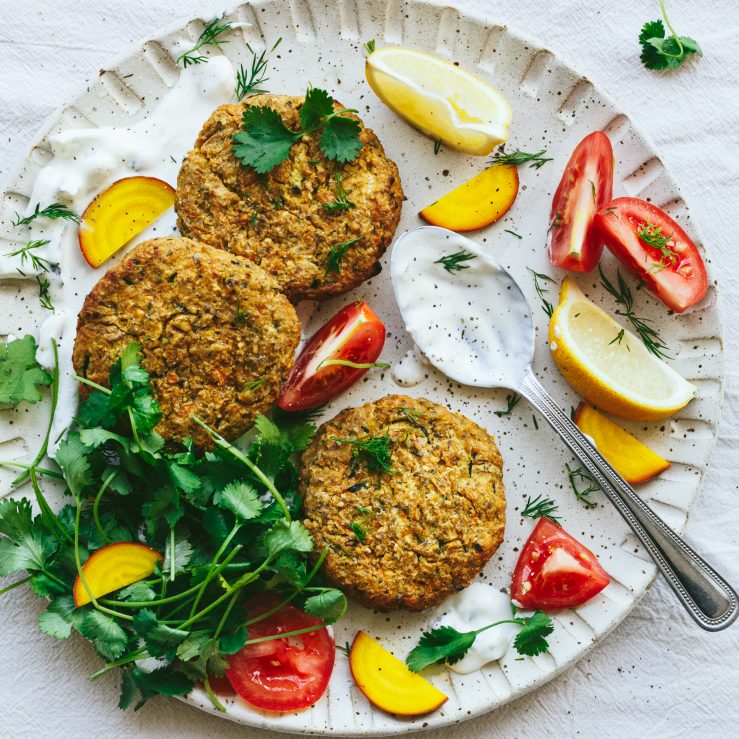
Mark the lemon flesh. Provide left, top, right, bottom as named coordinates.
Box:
left=365, top=47, right=512, bottom=155
left=549, top=278, right=695, bottom=420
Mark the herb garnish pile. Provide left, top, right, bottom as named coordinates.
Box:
left=0, top=339, right=345, bottom=712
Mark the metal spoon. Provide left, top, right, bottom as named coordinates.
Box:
left=390, top=225, right=737, bottom=631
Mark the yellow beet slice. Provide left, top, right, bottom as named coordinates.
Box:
left=74, top=542, right=163, bottom=607
left=574, top=402, right=670, bottom=483
left=79, top=176, right=175, bottom=268
left=349, top=630, right=447, bottom=716
left=419, top=164, right=519, bottom=231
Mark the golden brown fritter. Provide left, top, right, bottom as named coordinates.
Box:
left=175, top=94, right=404, bottom=303
left=72, top=237, right=300, bottom=447
left=299, top=395, right=506, bottom=612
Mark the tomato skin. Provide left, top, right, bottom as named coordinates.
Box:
left=547, top=131, right=614, bottom=272
left=225, top=595, right=335, bottom=712
left=511, top=519, right=610, bottom=609
left=277, top=301, right=386, bottom=411
left=593, top=197, right=708, bottom=313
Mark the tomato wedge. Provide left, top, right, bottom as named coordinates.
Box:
left=511, top=518, right=610, bottom=609
left=593, top=197, right=708, bottom=313
left=277, top=301, right=386, bottom=412
left=547, top=131, right=613, bottom=272
left=225, top=595, right=335, bottom=711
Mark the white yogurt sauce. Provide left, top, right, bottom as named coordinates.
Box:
left=3, top=56, right=234, bottom=452
left=432, top=583, right=519, bottom=674
left=390, top=226, right=535, bottom=391
left=391, top=344, right=429, bottom=387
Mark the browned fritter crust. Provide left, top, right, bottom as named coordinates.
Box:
left=72, top=237, right=300, bottom=447
left=299, top=395, right=506, bottom=612
left=175, top=94, right=404, bottom=303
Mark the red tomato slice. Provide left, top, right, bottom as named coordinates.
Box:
left=593, top=197, right=708, bottom=313
left=547, top=131, right=614, bottom=272
left=225, top=595, right=335, bottom=712
left=277, top=301, right=386, bottom=412
left=511, top=519, right=610, bottom=609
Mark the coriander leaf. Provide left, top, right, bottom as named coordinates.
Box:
left=214, top=480, right=263, bottom=521
left=0, top=497, right=33, bottom=541
left=77, top=391, right=114, bottom=428
left=300, top=87, right=335, bottom=130
left=54, top=432, right=93, bottom=497
left=264, top=519, right=313, bottom=558
left=406, top=625, right=477, bottom=672
left=284, top=422, right=317, bottom=453
left=232, top=106, right=300, bottom=174
left=320, top=116, right=363, bottom=162
left=119, top=669, right=138, bottom=710
left=79, top=427, right=131, bottom=451
left=272, top=551, right=308, bottom=587
left=513, top=611, right=554, bottom=656
left=38, top=595, right=81, bottom=639
left=118, top=580, right=157, bottom=602
left=0, top=335, right=52, bottom=405
left=142, top=486, right=184, bottom=528
left=0, top=526, right=57, bottom=576
left=29, top=572, right=67, bottom=597
left=163, top=531, right=193, bottom=576
left=219, top=626, right=248, bottom=655
left=304, top=588, right=347, bottom=624
left=129, top=665, right=194, bottom=703
left=253, top=414, right=283, bottom=444
left=168, top=463, right=201, bottom=494
left=133, top=608, right=189, bottom=659
left=77, top=610, right=128, bottom=661
left=177, top=633, right=229, bottom=680
left=130, top=392, right=161, bottom=436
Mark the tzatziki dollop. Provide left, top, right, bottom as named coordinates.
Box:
left=390, top=226, right=535, bottom=391
left=1, top=56, right=234, bottom=451
left=432, top=582, right=519, bottom=674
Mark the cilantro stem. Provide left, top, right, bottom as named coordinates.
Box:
left=71, top=374, right=111, bottom=395
left=243, top=623, right=327, bottom=646
left=0, top=575, right=32, bottom=596
left=88, top=647, right=148, bottom=680
left=192, top=416, right=290, bottom=520
left=0, top=462, right=63, bottom=479
left=659, top=0, right=684, bottom=58
left=189, top=523, right=241, bottom=618
left=30, top=467, right=72, bottom=545
left=203, top=676, right=227, bottom=713
left=92, top=471, right=116, bottom=545
left=213, top=591, right=240, bottom=639
left=12, top=338, right=59, bottom=486
left=169, top=527, right=176, bottom=582
left=73, top=496, right=133, bottom=621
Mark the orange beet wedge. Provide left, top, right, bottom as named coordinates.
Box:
left=574, top=402, right=670, bottom=484
left=79, top=176, right=175, bottom=268
left=419, top=164, right=518, bottom=231
left=73, top=542, right=163, bottom=607
left=349, top=631, right=447, bottom=716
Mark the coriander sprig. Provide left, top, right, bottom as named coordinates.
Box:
left=4, top=239, right=52, bottom=273
left=12, top=202, right=80, bottom=227
left=522, top=494, right=560, bottom=523
left=235, top=38, right=281, bottom=100
left=639, top=0, right=701, bottom=71
left=435, top=250, right=476, bottom=274
left=325, top=236, right=362, bottom=275
left=488, top=147, right=552, bottom=170
left=598, top=266, right=671, bottom=359
left=527, top=267, right=555, bottom=318
left=406, top=608, right=554, bottom=672
left=177, top=16, right=232, bottom=67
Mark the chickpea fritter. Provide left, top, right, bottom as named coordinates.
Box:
left=72, top=237, right=300, bottom=447
left=299, top=395, right=506, bottom=612
left=175, top=94, right=404, bottom=303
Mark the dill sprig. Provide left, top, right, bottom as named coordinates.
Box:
left=391, top=406, right=430, bottom=439
left=488, top=147, right=552, bottom=170
left=435, top=250, right=476, bottom=274
left=363, top=39, right=376, bottom=55
left=4, top=239, right=52, bottom=274
left=527, top=267, right=555, bottom=318
left=177, top=16, right=232, bottom=67
left=522, top=494, right=561, bottom=523
left=12, top=202, right=80, bottom=227
left=505, top=229, right=522, bottom=239
left=433, top=139, right=442, bottom=155
left=325, top=236, right=362, bottom=275
left=598, top=266, right=671, bottom=360
left=235, top=38, right=281, bottom=100
left=494, top=392, right=522, bottom=417
left=35, top=274, right=54, bottom=311
left=272, top=404, right=325, bottom=426
left=637, top=220, right=678, bottom=273
left=565, top=463, right=598, bottom=509
left=332, top=433, right=396, bottom=486
left=323, top=171, right=355, bottom=212
left=609, top=328, right=628, bottom=348
left=243, top=379, right=265, bottom=392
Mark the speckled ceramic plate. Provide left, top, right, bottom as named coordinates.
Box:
left=0, top=0, right=724, bottom=735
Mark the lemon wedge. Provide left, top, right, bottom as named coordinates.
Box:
left=549, top=278, right=694, bottom=420
left=365, top=46, right=512, bottom=155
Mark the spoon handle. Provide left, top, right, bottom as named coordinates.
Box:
left=520, top=370, right=737, bottom=631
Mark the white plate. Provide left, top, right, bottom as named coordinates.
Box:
left=0, top=0, right=723, bottom=735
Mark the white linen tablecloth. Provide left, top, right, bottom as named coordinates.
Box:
left=1, top=1, right=738, bottom=736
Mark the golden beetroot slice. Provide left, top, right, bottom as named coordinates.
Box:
left=73, top=542, right=162, bottom=607
left=79, top=176, right=175, bottom=268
